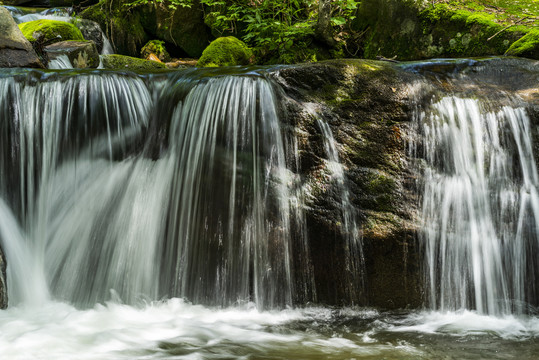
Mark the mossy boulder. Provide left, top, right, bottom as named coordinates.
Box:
left=197, top=36, right=253, bottom=67
left=141, top=40, right=170, bottom=62
left=505, top=30, right=539, bottom=60
left=100, top=54, right=167, bottom=70
left=18, top=19, right=84, bottom=44
left=355, top=0, right=529, bottom=60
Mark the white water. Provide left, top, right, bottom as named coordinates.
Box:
left=47, top=54, right=73, bottom=69
left=419, top=97, right=539, bottom=315
left=317, top=118, right=364, bottom=298
left=1, top=68, right=538, bottom=358
left=0, top=300, right=537, bottom=360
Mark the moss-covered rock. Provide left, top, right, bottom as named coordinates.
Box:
left=141, top=39, right=170, bottom=62
left=355, top=0, right=530, bottom=60
left=197, top=36, right=253, bottom=67
left=18, top=19, right=84, bottom=44
left=505, top=30, right=539, bottom=60
left=100, top=54, right=167, bottom=70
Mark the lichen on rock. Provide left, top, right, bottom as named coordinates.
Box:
left=196, top=36, right=253, bottom=67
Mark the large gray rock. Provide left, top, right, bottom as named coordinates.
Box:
left=45, top=40, right=100, bottom=68
left=0, top=7, right=44, bottom=68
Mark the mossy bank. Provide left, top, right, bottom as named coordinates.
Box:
left=354, top=0, right=535, bottom=60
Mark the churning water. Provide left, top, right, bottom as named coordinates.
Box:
left=0, top=66, right=537, bottom=359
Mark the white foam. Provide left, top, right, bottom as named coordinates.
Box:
left=389, top=310, right=539, bottom=339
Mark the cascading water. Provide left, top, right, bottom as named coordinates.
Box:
left=0, top=59, right=538, bottom=359
left=418, top=96, right=539, bottom=315
left=316, top=118, right=364, bottom=300
left=0, top=69, right=301, bottom=309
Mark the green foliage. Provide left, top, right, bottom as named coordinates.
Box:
left=18, top=19, right=85, bottom=43
left=200, top=0, right=360, bottom=64
left=124, top=0, right=193, bottom=11
left=196, top=36, right=253, bottom=67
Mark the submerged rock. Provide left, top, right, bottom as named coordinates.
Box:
left=0, top=7, right=44, bottom=68
left=100, top=54, right=167, bottom=70
left=197, top=36, right=253, bottom=67
left=45, top=40, right=100, bottom=68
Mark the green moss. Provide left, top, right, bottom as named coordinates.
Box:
left=358, top=0, right=533, bottom=60
left=100, top=54, right=167, bottom=71
left=505, top=30, right=539, bottom=59
left=141, top=40, right=171, bottom=62
left=18, top=20, right=84, bottom=43
left=197, top=36, right=253, bottom=67
left=79, top=1, right=107, bottom=26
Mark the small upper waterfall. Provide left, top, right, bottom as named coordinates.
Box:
left=417, top=96, right=539, bottom=315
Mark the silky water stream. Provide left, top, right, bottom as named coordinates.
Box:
left=0, top=65, right=537, bottom=359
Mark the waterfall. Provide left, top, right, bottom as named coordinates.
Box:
left=48, top=55, right=74, bottom=69
left=418, top=96, right=539, bottom=315
left=0, top=69, right=307, bottom=309
left=316, top=119, right=364, bottom=300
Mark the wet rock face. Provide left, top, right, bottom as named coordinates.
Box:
left=272, top=57, right=539, bottom=309
left=272, top=60, right=423, bottom=309
left=45, top=40, right=100, bottom=68
left=0, top=7, right=44, bottom=68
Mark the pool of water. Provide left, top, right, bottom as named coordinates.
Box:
left=1, top=299, right=537, bottom=359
